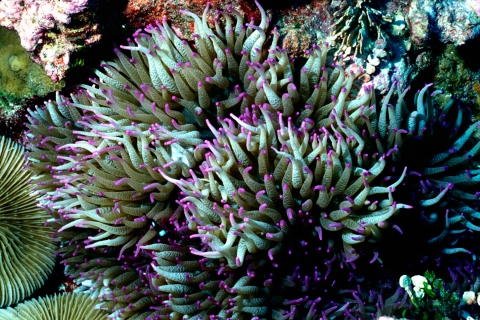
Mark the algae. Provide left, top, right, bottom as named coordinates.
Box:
left=0, top=27, right=64, bottom=116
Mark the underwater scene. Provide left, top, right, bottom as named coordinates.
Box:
left=0, top=0, right=480, bottom=319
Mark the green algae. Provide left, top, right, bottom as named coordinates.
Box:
left=0, top=27, right=64, bottom=116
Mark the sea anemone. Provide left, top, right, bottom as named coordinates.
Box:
left=21, top=0, right=480, bottom=319
left=21, top=0, right=414, bottom=318
left=373, top=82, right=480, bottom=280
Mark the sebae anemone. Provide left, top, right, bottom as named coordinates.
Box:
left=17, top=1, right=480, bottom=319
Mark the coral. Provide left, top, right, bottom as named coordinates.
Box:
left=123, top=0, right=258, bottom=33
left=0, top=293, right=108, bottom=319
left=406, top=0, right=433, bottom=47
left=0, top=0, right=120, bottom=82
left=328, top=0, right=411, bottom=89
left=434, top=44, right=480, bottom=111
left=399, top=269, right=480, bottom=319
left=330, top=0, right=394, bottom=57
left=0, top=136, right=56, bottom=307
left=0, top=26, right=64, bottom=141
left=275, top=0, right=333, bottom=58
left=407, top=0, right=480, bottom=47
left=0, top=27, right=64, bottom=110
left=468, top=0, right=480, bottom=16
left=434, top=0, right=480, bottom=46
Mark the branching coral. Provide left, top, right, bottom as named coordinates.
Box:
left=0, top=136, right=56, bottom=307
left=330, top=0, right=393, bottom=58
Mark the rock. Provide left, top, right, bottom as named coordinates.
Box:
left=408, top=0, right=480, bottom=47
left=0, top=0, right=123, bottom=82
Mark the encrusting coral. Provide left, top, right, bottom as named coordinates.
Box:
left=17, top=0, right=480, bottom=319
left=0, top=135, right=56, bottom=308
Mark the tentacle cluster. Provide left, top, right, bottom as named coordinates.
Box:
left=20, top=0, right=480, bottom=319
left=397, top=83, right=480, bottom=259
left=165, top=101, right=411, bottom=265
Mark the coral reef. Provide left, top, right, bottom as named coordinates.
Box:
left=274, top=0, right=333, bottom=58
left=123, top=0, right=259, bottom=31
left=329, top=0, right=412, bottom=96
left=407, top=0, right=480, bottom=47
left=434, top=44, right=480, bottom=111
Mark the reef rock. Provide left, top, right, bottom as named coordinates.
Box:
left=408, top=0, right=480, bottom=46
left=0, top=0, right=104, bottom=82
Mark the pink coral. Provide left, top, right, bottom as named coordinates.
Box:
left=0, top=0, right=88, bottom=50
left=0, top=0, right=98, bottom=82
